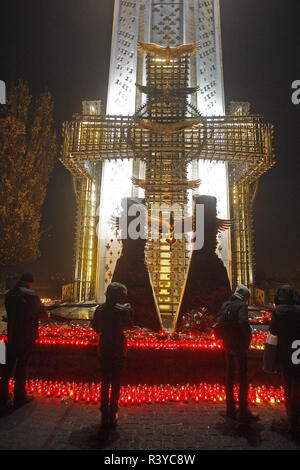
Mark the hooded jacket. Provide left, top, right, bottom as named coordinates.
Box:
left=269, top=285, right=300, bottom=372
left=5, top=280, right=48, bottom=348
left=93, top=302, right=133, bottom=358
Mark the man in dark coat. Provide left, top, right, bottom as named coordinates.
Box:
left=93, top=282, right=133, bottom=429
left=269, top=285, right=300, bottom=441
left=217, top=284, right=256, bottom=423
left=0, top=273, right=48, bottom=408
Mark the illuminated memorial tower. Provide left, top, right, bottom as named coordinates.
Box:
left=61, top=0, right=275, bottom=327
left=102, top=0, right=228, bottom=324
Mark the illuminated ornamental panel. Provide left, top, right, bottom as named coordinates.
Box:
left=99, top=0, right=228, bottom=315
left=61, top=0, right=275, bottom=326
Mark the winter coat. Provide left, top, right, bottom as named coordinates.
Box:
left=93, top=302, right=133, bottom=358
left=5, top=280, right=48, bottom=348
left=269, top=303, right=300, bottom=373
left=218, top=296, right=252, bottom=352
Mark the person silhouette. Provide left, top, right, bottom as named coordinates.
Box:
left=93, top=282, right=133, bottom=430
left=269, top=285, right=300, bottom=442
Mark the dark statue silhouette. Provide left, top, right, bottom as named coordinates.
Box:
left=111, top=198, right=162, bottom=332
left=174, top=195, right=232, bottom=330
left=112, top=195, right=231, bottom=332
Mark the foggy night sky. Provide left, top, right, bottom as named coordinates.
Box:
left=0, top=0, right=300, bottom=284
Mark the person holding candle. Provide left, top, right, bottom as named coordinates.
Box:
left=269, top=285, right=300, bottom=442
left=93, top=282, right=133, bottom=430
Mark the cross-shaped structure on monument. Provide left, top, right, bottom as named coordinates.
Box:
left=61, top=42, right=275, bottom=330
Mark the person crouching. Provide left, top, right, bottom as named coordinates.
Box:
left=93, top=282, right=133, bottom=429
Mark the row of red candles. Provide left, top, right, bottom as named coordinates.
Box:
left=6, top=379, right=284, bottom=406
left=0, top=326, right=268, bottom=350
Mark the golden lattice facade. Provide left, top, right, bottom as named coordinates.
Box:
left=61, top=1, right=275, bottom=326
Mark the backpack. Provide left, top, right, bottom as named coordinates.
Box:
left=5, top=288, right=28, bottom=344
left=213, top=302, right=238, bottom=341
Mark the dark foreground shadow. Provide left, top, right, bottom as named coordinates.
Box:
left=270, top=418, right=289, bottom=438
left=270, top=418, right=300, bottom=446
left=68, top=424, right=120, bottom=450
left=0, top=400, right=36, bottom=422
left=0, top=405, right=14, bottom=420
left=215, top=413, right=264, bottom=447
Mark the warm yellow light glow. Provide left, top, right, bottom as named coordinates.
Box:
left=96, top=159, right=133, bottom=302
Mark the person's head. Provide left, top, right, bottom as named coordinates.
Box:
left=20, top=272, right=34, bottom=288
left=233, top=284, right=250, bottom=303
left=274, top=285, right=300, bottom=306
left=105, top=282, right=127, bottom=306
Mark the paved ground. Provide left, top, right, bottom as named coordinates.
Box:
left=0, top=395, right=299, bottom=452
left=1, top=299, right=299, bottom=454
